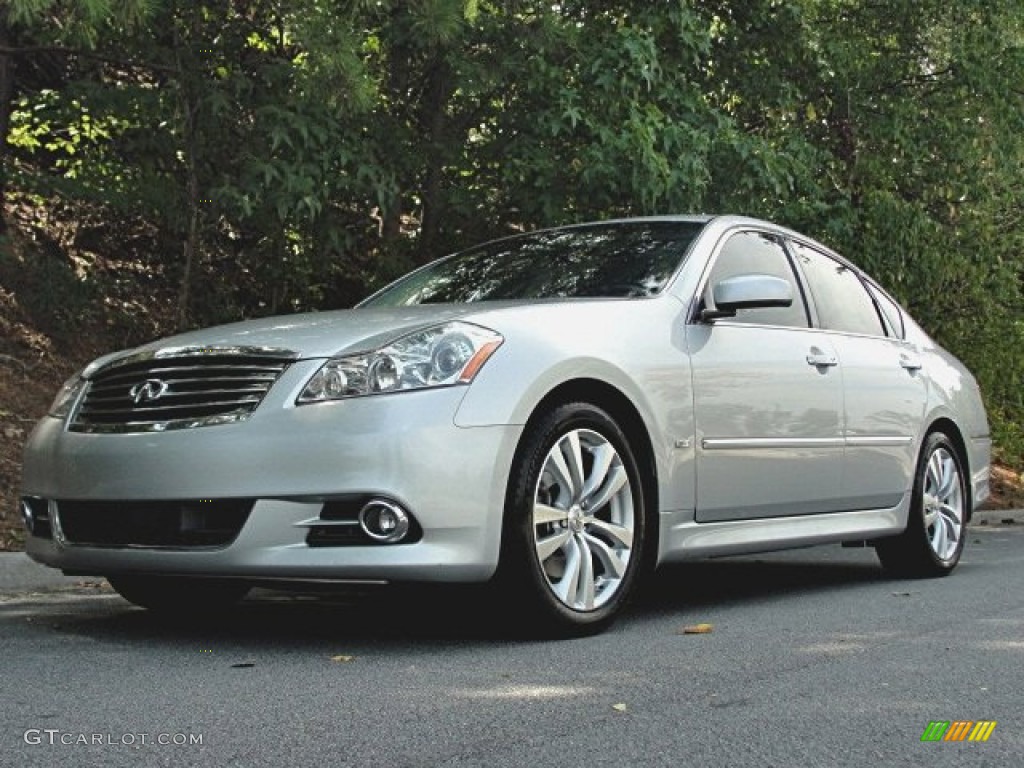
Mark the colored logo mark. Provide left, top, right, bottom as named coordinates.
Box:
left=921, top=720, right=997, bottom=742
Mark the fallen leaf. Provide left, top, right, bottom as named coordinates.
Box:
left=330, top=654, right=355, bottom=663
left=612, top=703, right=628, bottom=713
left=891, top=591, right=913, bottom=597
left=231, top=662, right=255, bottom=668
left=680, top=623, right=714, bottom=635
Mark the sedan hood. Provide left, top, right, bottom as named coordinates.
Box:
left=117, top=305, right=493, bottom=363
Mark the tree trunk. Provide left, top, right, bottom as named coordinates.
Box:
left=0, top=22, right=15, bottom=234
left=177, top=112, right=199, bottom=331
left=416, top=56, right=454, bottom=264
left=174, top=13, right=201, bottom=331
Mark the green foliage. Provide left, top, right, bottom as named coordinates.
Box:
left=3, top=0, right=1023, bottom=464
left=0, top=228, right=99, bottom=333
left=4, top=0, right=157, bottom=44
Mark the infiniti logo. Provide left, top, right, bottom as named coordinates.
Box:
left=129, top=379, right=169, bottom=404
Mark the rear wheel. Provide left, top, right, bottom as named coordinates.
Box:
left=499, top=402, right=647, bottom=636
left=107, top=575, right=250, bottom=613
left=876, top=431, right=967, bottom=577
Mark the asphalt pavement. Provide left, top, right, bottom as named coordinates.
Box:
left=2, top=509, right=1023, bottom=768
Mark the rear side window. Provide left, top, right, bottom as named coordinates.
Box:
left=866, top=282, right=905, bottom=339
left=704, top=231, right=809, bottom=328
left=789, top=243, right=885, bottom=336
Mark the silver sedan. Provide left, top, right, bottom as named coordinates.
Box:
left=20, top=215, right=991, bottom=634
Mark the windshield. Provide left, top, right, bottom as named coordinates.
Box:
left=361, top=221, right=705, bottom=307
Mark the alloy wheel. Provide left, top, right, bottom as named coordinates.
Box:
left=531, top=428, right=635, bottom=611
left=922, top=446, right=964, bottom=562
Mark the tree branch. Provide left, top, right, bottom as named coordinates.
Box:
left=0, top=44, right=176, bottom=74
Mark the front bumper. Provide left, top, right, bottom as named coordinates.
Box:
left=21, top=361, right=523, bottom=582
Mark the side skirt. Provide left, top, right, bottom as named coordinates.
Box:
left=656, top=494, right=909, bottom=563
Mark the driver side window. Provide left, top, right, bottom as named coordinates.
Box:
left=705, top=231, right=809, bottom=328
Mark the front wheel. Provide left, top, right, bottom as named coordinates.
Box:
left=107, top=575, right=250, bottom=614
left=499, top=402, right=647, bottom=636
left=876, top=432, right=967, bottom=577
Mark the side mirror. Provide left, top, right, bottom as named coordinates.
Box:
left=702, top=274, right=793, bottom=321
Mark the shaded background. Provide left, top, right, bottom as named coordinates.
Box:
left=1, top=1, right=1022, bottom=544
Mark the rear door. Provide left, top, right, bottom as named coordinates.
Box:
left=787, top=242, right=926, bottom=510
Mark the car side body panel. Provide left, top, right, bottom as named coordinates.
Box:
left=904, top=319, right=992, bottom=512
left=453, top=298, right=698, bottom=517
left=687, top=322, right=845, bottom=521
left=829, top=332, right=926, bottom=511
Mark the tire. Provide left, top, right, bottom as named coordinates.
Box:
left=107, top=575, right=250, bottom=614
left=498, top=402, right=647, bottom=636
left=876, top=431, right=967, bottom=577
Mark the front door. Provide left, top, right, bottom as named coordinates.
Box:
left=689, top=230, right=845, bottom=522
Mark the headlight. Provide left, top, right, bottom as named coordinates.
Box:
left=48, top=373, right=88, bottom=420
left=298, top=322, right=503, bottom=403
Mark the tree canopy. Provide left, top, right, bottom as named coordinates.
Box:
left=1, top=0, right=1022, bottom=461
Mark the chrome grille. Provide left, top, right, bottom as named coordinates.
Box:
left=71, top=347, right=296, bottom=432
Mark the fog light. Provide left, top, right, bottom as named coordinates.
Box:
left=358, top=499, right=411, bottom=543
left=20, top=498, right=35, bottom=534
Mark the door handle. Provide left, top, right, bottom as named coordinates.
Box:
left=806, top=351, right=838, bottom=367
left=899, top=356, right=923, bottom=371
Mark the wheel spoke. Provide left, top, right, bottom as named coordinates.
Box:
left=939, top=502, right=961, bottom=527
left=923, top=507, right=940, bottom=530
left=943, top=511, right=955, bottom=543
left=554, top=536, right=582, bottom=605
left=546, top=448, right=577, bottom=500
left=536, top=529, right=571, bottom=562
left=939, top=507, right=961, bottom=542
left=930, top=513, right=948, bottom=557
left=937, top=455, right=957, bottom=499
left=586, top=518, right=633, bottom=549
left=927, top=452, right=943, bottom=493
left=583, top=532, right=627, bottom=579
left=580, top=443, right=615, bottom=501
left=576, top=534, right=596, bottom=610
left=582, top=464, right=628, bottom=513
left=560, top=432, right=586, bottom=501
left=534, top=502, right=568, bottom=526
